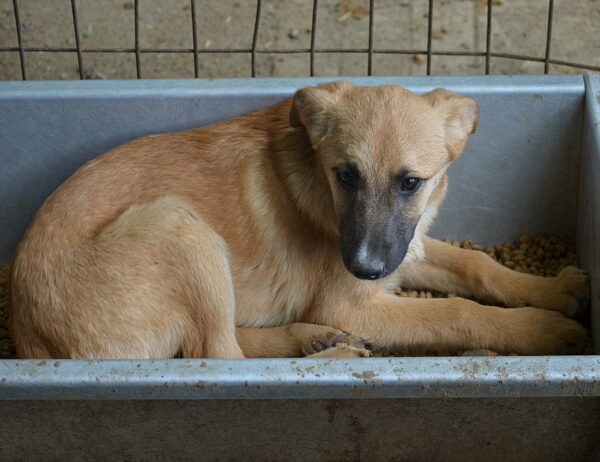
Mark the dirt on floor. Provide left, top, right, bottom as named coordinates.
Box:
left=1, top=0, right=599, bottom=81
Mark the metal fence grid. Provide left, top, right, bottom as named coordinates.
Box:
left=3, top=0, right=600, bottom=81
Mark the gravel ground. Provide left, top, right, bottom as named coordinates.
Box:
left=1, top=0, right=599, bottom=80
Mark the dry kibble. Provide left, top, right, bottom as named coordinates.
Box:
left=395, top=288, right=410, bottom=297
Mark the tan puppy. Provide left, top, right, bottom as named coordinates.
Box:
left=9, top=81, right=589, bottom=359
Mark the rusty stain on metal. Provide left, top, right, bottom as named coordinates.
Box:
left=351, top=371, right=377, bottom=383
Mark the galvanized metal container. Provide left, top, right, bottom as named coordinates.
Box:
left=0, top=74, right=599, bottom=461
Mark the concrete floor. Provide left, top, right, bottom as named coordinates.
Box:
left=0, top=0, right=599, bottom=80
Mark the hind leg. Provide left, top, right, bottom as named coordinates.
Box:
left=13, top=196, right=245, bottom=359
left=100, top=197, right=245, bottom=359
left=14, top=335, right=53, bottom=359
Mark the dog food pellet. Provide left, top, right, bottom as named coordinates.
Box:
left=0, top=233, right=583, bottom=359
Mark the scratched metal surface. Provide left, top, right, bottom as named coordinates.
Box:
left=579, top=73, right=600, bottom=354
left=2, top=398, right=599, bottom=461
left=1, top=356, right=599, bottom=400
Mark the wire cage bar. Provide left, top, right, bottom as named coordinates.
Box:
left=1, top=0, right=599, bottom=80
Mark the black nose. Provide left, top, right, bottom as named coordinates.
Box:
left=351, top=265, right=385, bottom=280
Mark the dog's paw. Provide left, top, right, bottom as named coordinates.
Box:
left=306, top=343, right=372, bottom=358
left=545, top=266, right=590, bottom=318
left=302, top=330, right=370, bottom=356
left=506, top=308, right=590, bottom=355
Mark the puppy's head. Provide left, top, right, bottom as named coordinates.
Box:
left=290, top=81, right=478, bottom=280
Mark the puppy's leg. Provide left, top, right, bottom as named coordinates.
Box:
left=397, top=237, right=588, bottom=317
left=115, top=197, right=246, bottom=359
left=236, top=324, right=367, bottom=358
left=315, top=294, right=589, bottom=355
left=305, top=345, right=371, bottom=358
left=12, top=197, right=245, bottom=359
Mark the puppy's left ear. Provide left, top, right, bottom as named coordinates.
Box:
left=424, top=89, right=479, bottom=159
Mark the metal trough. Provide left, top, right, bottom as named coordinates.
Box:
left=0, top=74, right=598, bottom=461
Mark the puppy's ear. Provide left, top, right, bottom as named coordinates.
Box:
left=290, top=81, right=353, bottom=148
left=424, top=89, right=479, bottom=159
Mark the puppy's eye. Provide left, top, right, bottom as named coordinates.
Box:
left=400, top=177, right=422, bottom=193
left=335, top=168, right=355, bottom=190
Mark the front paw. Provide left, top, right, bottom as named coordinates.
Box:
left=507, top=308, right=590, bottom=355
left=543, top=266, right=589, bottom=318
left=306, top=344, right=372, bottom=358
left=302, top=330, right=370, bottom=356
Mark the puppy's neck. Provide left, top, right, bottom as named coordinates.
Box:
left=271, top=125, right=338, bottom=238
